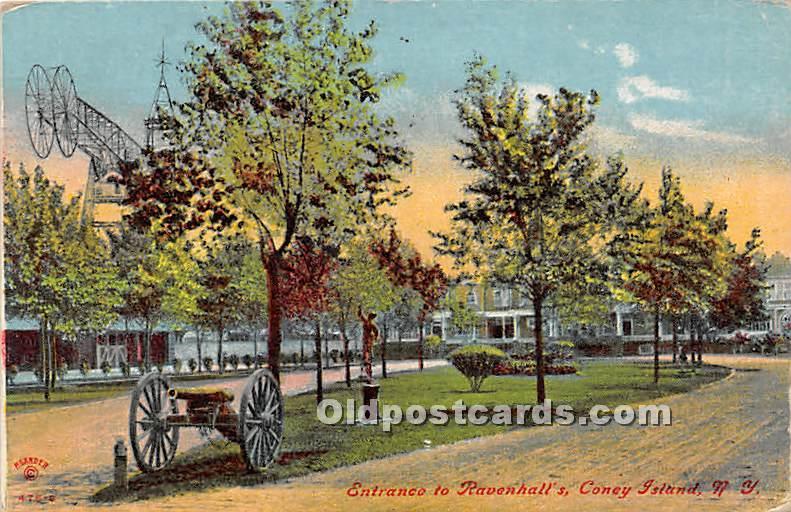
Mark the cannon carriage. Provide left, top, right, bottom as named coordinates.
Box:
left=128, top=369, right=284, bottom=472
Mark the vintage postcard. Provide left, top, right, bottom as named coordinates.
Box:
left=1, top=0, right=790, bottom=510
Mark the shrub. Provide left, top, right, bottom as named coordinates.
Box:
left=188, top=358, right=198, bottom=373
left=228, top=354, right=240, bottom=370
left=425, top=334, right=442, bottom=348
left=100, top=361, right=112, bottom=375
left=425, top=334, right=442, bottom=354
left=241, top=354, right=253, bottom=369
left=448, top=345, right=507, bottom=392
left=120, top=361, right=131, bottom=378
left=203, top=357, right=214, bottom=372
left=173, top=358, right=183, bottom=374
left=80, top=359, right=90, bottom=376
left=255, top=354, right=266, bottom=367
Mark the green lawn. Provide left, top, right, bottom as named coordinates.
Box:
left=7, top=384, right=134, bottom=414
left=93, top=360, right=729, bottom=502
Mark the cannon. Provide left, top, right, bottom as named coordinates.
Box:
left=128, top=369, right=284, bottom=472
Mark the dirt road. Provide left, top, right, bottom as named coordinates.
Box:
left=6, top=360, right=444, bottom=509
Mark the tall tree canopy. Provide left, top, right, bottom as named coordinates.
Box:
left=710, top=229, right=768, bottom=332
left=434, top=56, right=641, bottom=402
left=122, top=0, right=411, bottom=381
left=5, top=162, right=122, bottom=397
left=615, top=167, right=730, bottom=381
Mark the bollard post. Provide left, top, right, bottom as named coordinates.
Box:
left=114, top=438, right=128, bottom=492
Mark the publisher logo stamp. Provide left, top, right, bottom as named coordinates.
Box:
left=13, top=457, right=49, bottom=482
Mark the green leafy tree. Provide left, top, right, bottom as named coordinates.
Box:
left=110, top=226, right=199, bottom=370
left=331, top=238, right=398, bottom=383
left=434, top=56, right=641, bottom=403
left=442, top=292, right=479, bottom=338
left=5, top=163, right=122, bottom=398
left=192, top=236, right=253, bottom=374
left=710, top=229, right=768, bottom=333
left=123, top=0, right=411, bottom=382
left=615, top=168, right=729, bottom=382
left=236, top=250, right=268, bottom=368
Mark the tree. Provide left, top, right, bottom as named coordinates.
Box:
left=442, top=292, right=479, bottom=339
left=122, top=0, right=410, bottom=382
left=710, top=229, right=768, bottom=333
left=236, top=251, right=268, bottom=368
left=5, top=163, right=122, bottom=398
left=331, top=238, right=398, bottom=384
left=372, top=229, right=447, bottom=371
left=616, top=168, right=729, bottom=382
left=194, top=236, right=251, bottom=374
left=281, top=239, right=336, bottom=403
left=110, top=225, right=198, bottom=371
left=434, top=56, right=640, bottom=402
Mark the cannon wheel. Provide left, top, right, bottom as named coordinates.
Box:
left=238, top=368, right=284, bottom=471
left=129, top=372, right=179, bottom=472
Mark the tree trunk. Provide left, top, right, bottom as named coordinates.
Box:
left=217, top=326, right=224, bottom=374
left=300, top=339, right=305, bottom=368
left=671, top=315, right=678, bottom=364
left=689, top=316, right=696, bottom=365
left=196, top=328, right=203, bottom=373
left=417, top=320, right=425, bottom=372
left=252, top=328, right=258, bottom=369
left=653, top=309, right=660, bottom=384
left=39, top=318, right=47, bottom=400
left=697, top=323, right=705, bottom=366
left=264, top=254, right=283, bottom=383
left=144, top=319, right=152, bottom=372
left=315, top=319, right=323, bottom=404
left=50, top=328, right=58, bottom=392
left=534, top=298, right=546, bottom=403
left=340, top=316, right=351, bottom=387
left=381, top=320, right=388, bottom=379
left=324, top=335, right=330, bottom=370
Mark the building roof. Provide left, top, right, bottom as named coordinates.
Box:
left=4, top=317, right=184, bottom=333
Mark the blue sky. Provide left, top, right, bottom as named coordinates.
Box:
left=4, top=1, right=789, bottom=153
left=3, top=0, right=791, bottom=254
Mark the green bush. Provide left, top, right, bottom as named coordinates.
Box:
left=100, top=361, right=112, bottom=375
left=80, top=359, right=90, bottom=376
left=241, top=354, right=253, bottom=369
left=202, top=357, right=214, bottom=372
left=425, top=334, right=442, bottom=352
left=228, top=354, right=240, bottom=370
left=448, top=345, right=507, bottom=392
left=173, top=358, right=183, bottom=374
left=120, top=361, right=131, bottom=378
left=188, top=358, right=198, bottom=373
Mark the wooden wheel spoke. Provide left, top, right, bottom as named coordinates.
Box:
left=143, top=387, right=156, bottom=414
left=138, top=400, right=154, bottom=419
left=247, top=401, right=259, bottom=419
left=143, top=434, right=155, bottom=465
left=249, top=430, right=260, bottom=463
left=245, top=424, right=260, bottom=443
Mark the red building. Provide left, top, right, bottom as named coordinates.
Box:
left=5, top=318, right=177, bottom=369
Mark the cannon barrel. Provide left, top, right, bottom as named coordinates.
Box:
left=168, top=388, right=234, bottom=403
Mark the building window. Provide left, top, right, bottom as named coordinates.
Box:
left=466, top=289, right=478, bottom=305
